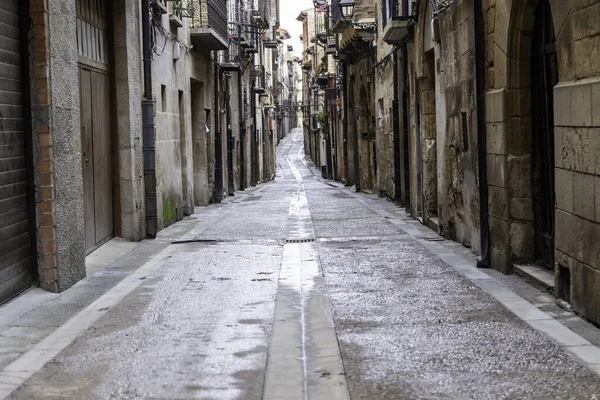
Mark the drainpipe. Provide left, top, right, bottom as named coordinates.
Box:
left=214, top=58, right=223, bottom=202
left=342, top=62, right=349, bottom=183
left=252, top=66, right=258, bottom=185
left=141, top=0, right=157, bottom=237
left=239, top=68, right=245, bottom=190
left=351, top=76, right=360, bottom=191
left=474, top=0, right=491, bottom=267
left=401, top=42, right=411, bottom=212
left=392, top=49, right=402, bottom=204
left=226, top=74, right=234, bottom=195
left=401, top=0, right=411, bottom=212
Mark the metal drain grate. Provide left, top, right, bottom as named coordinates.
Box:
left=285, top=238, right=316, bottom=244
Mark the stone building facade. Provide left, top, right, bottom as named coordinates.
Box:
left=0, top=0, right=288, bottom=304
left=300, top=0, right=600, bottom=325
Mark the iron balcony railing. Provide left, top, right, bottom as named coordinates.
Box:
left=253, top=65, right=266, bottom=89
left=331, top=0, right=343, bottom=28
left=192, top=0, right=228, bottom=40
left=218, top=39, right=240, bottom=64
left=381, top=0, right=401, bottom=27
left=253, top=0, right=270, bottom=25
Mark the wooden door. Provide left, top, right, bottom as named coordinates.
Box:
left=77, top=0, right=114, bottom=252
left=0, top=0, right=32, bottom=303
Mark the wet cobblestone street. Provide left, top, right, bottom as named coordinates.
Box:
left=2, top=128, right=600, bottom=399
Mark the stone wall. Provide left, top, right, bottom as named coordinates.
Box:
left=486, top=0, right=600, bottom=324
left=375, top=0, right=396, bottom=199
left=427, top=0, right=481, bottom=251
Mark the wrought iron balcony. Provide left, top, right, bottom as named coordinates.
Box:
left=218, top=40, right=241, bottom=71
left=252, top=65, right=266, bottom=94
left=381, top=0, right=415, bottom=45
left=190, top=0, right=228, bottom=50
left=252, top=0, right=271, bottom=27
left=330, top=0, right=345, bottom=32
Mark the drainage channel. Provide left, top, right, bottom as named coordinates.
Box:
left=263, top=145, right=349, bottom=400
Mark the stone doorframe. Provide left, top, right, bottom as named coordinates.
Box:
left=485, top=0, right=570, bottom=273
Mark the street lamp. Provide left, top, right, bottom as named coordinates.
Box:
left=339, top=0, right=355, bottom=21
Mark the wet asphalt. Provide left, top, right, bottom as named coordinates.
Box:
left=6, top=127, right=600, bottom=399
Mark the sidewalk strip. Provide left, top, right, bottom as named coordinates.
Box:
left=0, top=246, right=176, bottom=400
left=340, top=187, right=600, bottom=376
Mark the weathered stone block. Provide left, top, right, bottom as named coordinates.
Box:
left=509, top=196, right=533, bottom=221
left=494, top=44, right=507, bottom=88
left=508, top=154, right=531, bottom=198
left=574, top=36, right=600, bottom=80
left=510, top=221, right=534, bottom=262
left=487, top=154, right=496, bottom=186
left=489, top=185, right=509, bottom=220
left=573, top=171, right=595, bottom=220
left=596, top=176, right=600, bottom=223
left=593, top=82, right=600, bottom=127
left=554, top=127, right=564, bottom=168
left=562, top=127, right=597, bottom=174
left=571, top=81, right=593, bottom=127
left=507, top=116, right=532, bottom=156
left=490, top=216, right=509, bottom=252
left=572, top=3, right=600, bottom=41
left=491, top=246, right=510, bottom=274
left=555, top=209, right=584, bottom=261
left=571, top=259, right=600, bottom=325
left=495, top=154, right=507, bottom=187
left=486, top=121, right=507, bottom=155
left=485, top=89, right=506, bottom=123
left=555, top=168, right=574, bottom=214
left=582, top=218, right=600, bottom=269
left=553, top=83, right=571, bottom=127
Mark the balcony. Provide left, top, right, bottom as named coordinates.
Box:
left=381, top=0, right=414, bottom=45
left=252, top=0, right=271, bottom=28
left=252, top=65, right=266, bottom=94
left=190, top=0, right=228, bottom=51
left=151, top=0, right=168, bottom=15
left=330, top=0, right=346, bottom=33
left=218, top=38, right=241, bottom=71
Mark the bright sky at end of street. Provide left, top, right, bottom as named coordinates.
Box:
left=279, top=0, right=313, bottom=56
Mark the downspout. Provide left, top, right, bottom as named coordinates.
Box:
left=252, top=65, right=257, bottom=185
left=226, top=74, right=234, bottom=195
left=141, top=0, right=157, bottom=237
left=342, top=62, right=349, bottom=183
left=474, top=0, right=491, bottom=267
left=401, top=0, right=411, bottom=212
left=351, top=75, right=360, bottom=191
left=239, top=67, right=245, bottom=190
left=214, top=58, right=223, bottom=202
left=392, top=49, right=402, bottom=204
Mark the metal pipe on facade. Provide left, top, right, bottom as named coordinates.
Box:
left=238, top=69, right=245, bottom=190
left=226, top=74, right=234, bottom=196
left=392, top=49, right=402, bottom=204
left=342, top=62, right=349, bottom=183
left=214, top=58, right=223, bottom=202
left=474, top=0, right=491, bottom=267
left=401, top=0, right=410, bottom=212
left=141, top=0, right=157, bottom=236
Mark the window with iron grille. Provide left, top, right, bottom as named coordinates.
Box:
left=381, top=0, right=399, bottom=27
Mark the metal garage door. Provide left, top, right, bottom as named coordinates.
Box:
left=0, top=0, right=32, bottom=303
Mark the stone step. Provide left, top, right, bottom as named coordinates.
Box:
left=514, top=263, right=555, bottom=293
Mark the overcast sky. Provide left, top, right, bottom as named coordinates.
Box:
left=279, top=0, right=313, bottom=56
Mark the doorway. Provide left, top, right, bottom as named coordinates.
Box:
left=530, top=0, right=557, bottom=271
left=77, top=0, right=115, bottom=253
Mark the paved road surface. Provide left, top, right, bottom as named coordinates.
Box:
left=2, top=128, right=600, bottom=399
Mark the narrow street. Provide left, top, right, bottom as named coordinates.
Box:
left=2, top=128, right=600, bottom=399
